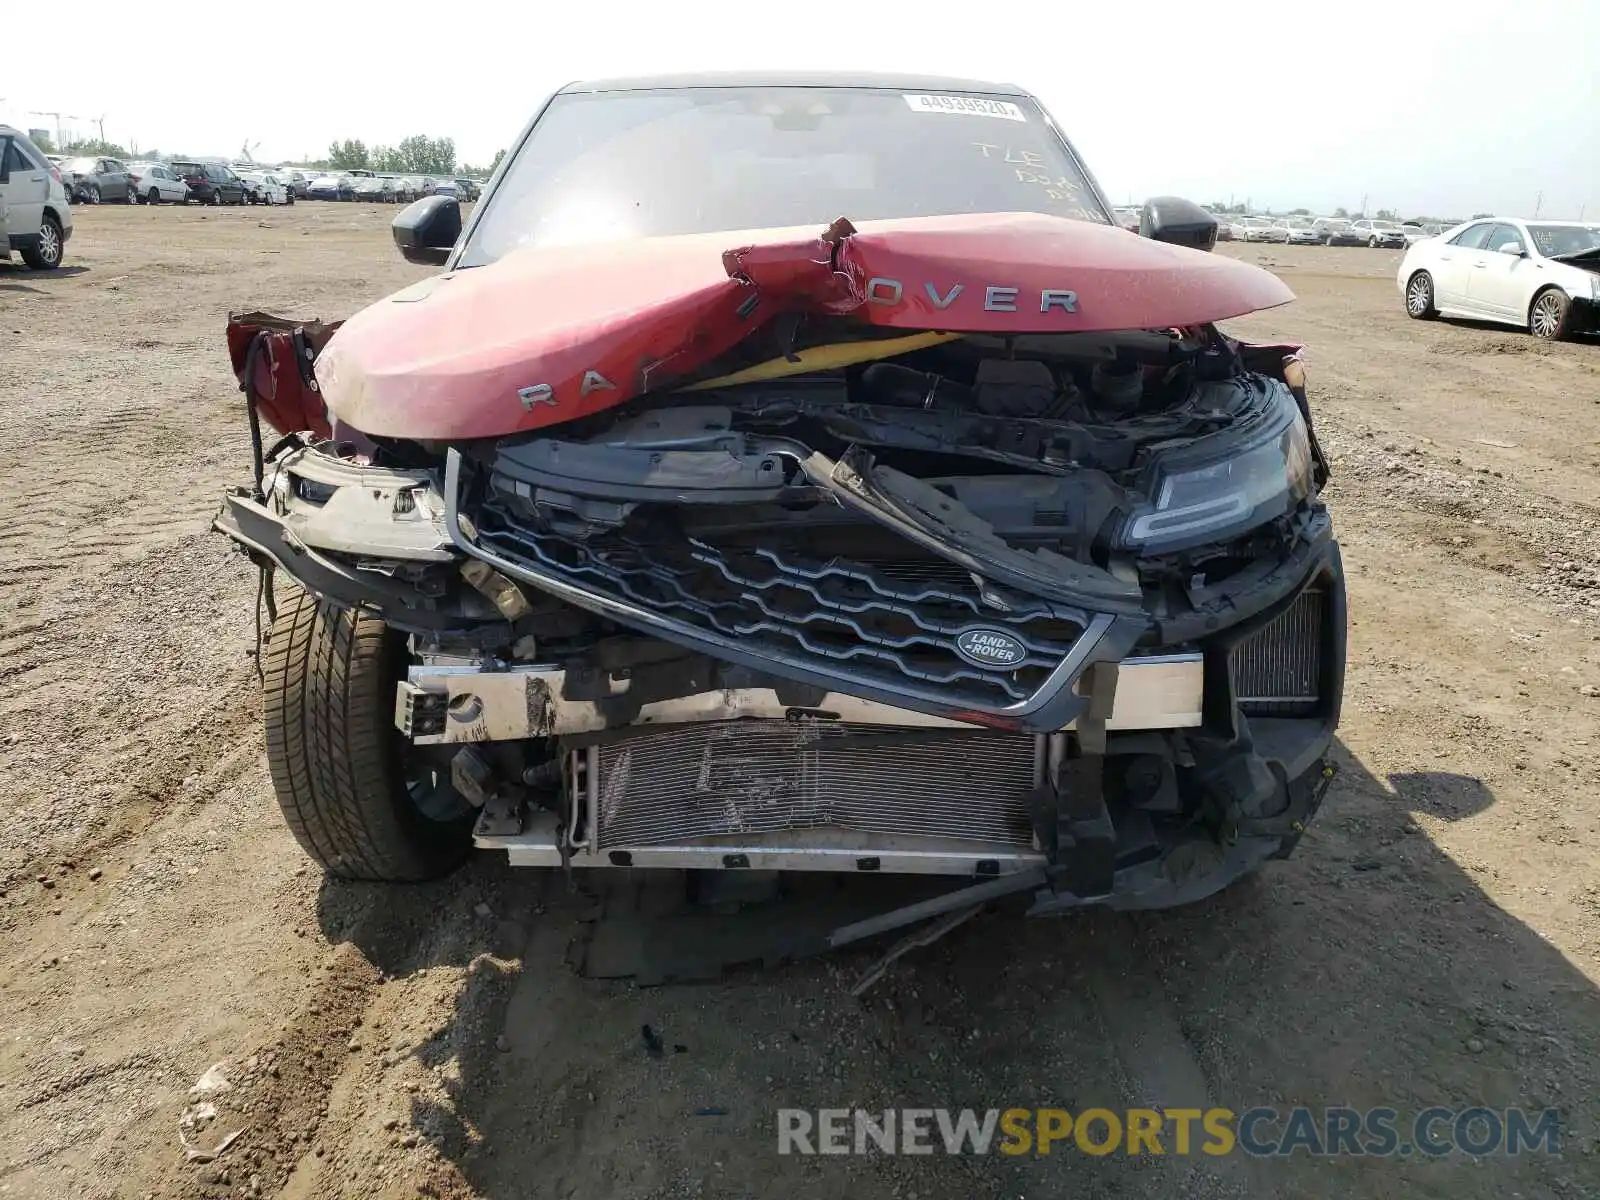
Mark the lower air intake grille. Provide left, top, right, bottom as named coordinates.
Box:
left=1231, top=588, right=1324, bottom=716
left=592, top=721, right=1039, bottom=848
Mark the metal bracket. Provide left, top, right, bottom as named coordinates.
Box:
left=850, top=904, right=984, bottom=997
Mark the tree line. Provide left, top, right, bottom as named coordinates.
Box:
left=25, top=130, right=504, bottom=179
left=323, top=137, right=505, bottom=179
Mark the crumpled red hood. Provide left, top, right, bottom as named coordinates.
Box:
left=316, top=212, right=1294, bottom=440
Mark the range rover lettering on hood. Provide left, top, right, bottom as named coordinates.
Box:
left=315, top=211, right=1294, bottom=441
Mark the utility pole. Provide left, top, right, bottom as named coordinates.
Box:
left=1360, top=192, right=1368, bottom=218
left=1533, top=191, right=1543, bottom=218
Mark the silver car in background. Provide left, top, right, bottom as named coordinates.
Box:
left=1281, top=217, right=1323, bottom=245
left=1349, top=219, right=1408, bottom=248
left=128, top=162, right=190, bottom=205
left=0, top=125, right=74, bottom=268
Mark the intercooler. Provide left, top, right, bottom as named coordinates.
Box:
left=1230, top=588, right=1325, bottom=716
left=577, top=720, right=1041, bottom=850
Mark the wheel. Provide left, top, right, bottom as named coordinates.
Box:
left=1404, top=271, right=1438, bottom=320
left=148, top=187, right=161, bottom=206
left=21, top=214, right=64, bottom=270
left=86, top=184, right=101, bottom=204
left=210, top=190, right=221, bottom=206
left=123, top=183, right=136, bottom=203
left=1368, top=235, right=1379, bottom=248
left=263, top=592, right=475, bottom=881
left=1528, top=288, right=1573, bottom=341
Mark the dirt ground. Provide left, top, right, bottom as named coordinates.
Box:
left=2, top=204, right=1599, bottom=1200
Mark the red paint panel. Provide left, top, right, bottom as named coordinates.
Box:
left=318, top=214, right=1294, bottom=440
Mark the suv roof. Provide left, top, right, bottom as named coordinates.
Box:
left=559, top=71, right=1025, bottom=96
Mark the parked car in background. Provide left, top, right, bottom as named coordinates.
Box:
left=352, top=175, right=396, bottom=202
left=1348, top=219, right=1407, bottom=248
left=1312, top=217, right=1360, bottom=246
left=425, top=177, right=459, bottom=199
left=61, top=156, right=135, bottom=204
left=308, top=173, right=355, bottom=201
left=452, top=178, right=481, bottom=201
left=1210, top=213, right=1234, bottom=241
left=236, top=170, right=265, bottom=204
left=128, top=162, right=190, bottom=205
left=240, top=171, right=292, bottom=205
left=170, top=161, right=249, bottom=205
left=1401, top=223, right=1445, bottom=246
left=1232, top=216, right=1285, bottom=243
left=392, top=176, right=424, bottom=203
left=0, top=125, right=74, bottom=268
left=1280, top=217, right=1322, bottom=245
left=1400, top=217, right=1600, bottom=340
left=276, top=170, right=310, bottom=199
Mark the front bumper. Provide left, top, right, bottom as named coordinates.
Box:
left=215, top=438, right=1345, bottom=905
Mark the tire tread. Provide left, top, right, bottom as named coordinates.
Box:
left=263, top=593, right=470, bottom=882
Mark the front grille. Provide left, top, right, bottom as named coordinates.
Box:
left=589, top=720, right=1040, bottom=848
left=1231, top=588, right=1324, bottom=716
left=476, top=500, right=1085, bottom=709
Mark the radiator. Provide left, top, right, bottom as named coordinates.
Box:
left=1231, top=589, right=1324, bottom=716
left=587, top=721, right=1040, bottom=849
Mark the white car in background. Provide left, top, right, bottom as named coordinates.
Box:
left=128, top=162, right=190, bottom=205
left=1348, top=219, right=1408, bottom=248
left=1401, top=223, right=1446, bottom=246
left=251, top=172, right=294, bottom=204
left=1232, top=216, right=1286, bottom=243
left=1399, top=217, right=1600, bottom=340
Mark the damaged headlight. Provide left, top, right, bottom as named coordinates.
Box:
left=1119, top=385, right=1312, bottom=555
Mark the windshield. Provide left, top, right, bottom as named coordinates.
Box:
left=460, top=86, right=1109, bottom=267
left=63, top=157, right=97, bottom=172
left=1527, top=224, right=1600, bottom=257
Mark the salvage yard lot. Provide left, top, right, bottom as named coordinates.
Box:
left=2, top=203, right=1600, bottom=1199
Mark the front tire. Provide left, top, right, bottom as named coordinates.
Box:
left=263, top=591, right=475, bottom=881
left=1405, top=271, right=1438, bottom=320
left=1528, top=288, right=1573, bottom=341
left=148, top=187, right=161, bottom=206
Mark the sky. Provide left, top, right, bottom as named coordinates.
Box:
left=3, top=0, right=1596, bottom=221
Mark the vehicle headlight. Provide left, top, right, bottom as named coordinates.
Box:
left=1118, top=385, right=1312, bottom=555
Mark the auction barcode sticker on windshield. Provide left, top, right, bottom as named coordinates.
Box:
left=902, top=94, right=1027, bottom=121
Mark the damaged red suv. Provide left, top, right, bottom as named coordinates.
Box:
left=216, top=73, right=1344, bottom=929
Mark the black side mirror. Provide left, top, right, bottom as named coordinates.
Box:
left=392, top=196, right=462, bottom=266
left=1139, top=196, right=1219, bottom=252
